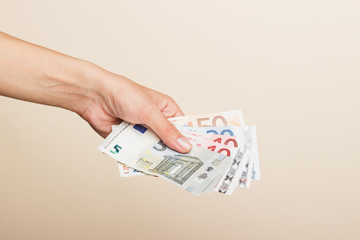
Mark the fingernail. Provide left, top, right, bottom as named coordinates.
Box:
left=176, top=136, right=192, bottom=151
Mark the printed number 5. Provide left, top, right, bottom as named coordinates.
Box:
left=110, top=145, right=122, bottom=154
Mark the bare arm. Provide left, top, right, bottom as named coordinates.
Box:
left=0, top=32, right=191, bottom=153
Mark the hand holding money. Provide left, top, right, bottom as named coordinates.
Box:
left=98, top=110, right=260, bottom=195
left=80, top=76, right=193, bottom=153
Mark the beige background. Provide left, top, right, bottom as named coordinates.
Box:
left=1, top=1, right=359, bottom=239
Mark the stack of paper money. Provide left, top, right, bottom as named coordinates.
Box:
left=98, top=110, right=259, bottom=195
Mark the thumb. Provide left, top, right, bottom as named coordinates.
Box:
left=145, top=110, right=192, bottom=153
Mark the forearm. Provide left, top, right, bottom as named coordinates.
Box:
left=0, top=31, right=101, bottom=114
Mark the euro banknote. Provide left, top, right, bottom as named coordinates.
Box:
left=99, top=122, right=234, bottom=195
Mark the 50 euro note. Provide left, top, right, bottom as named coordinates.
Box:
left=99, top=122, right=234, bottom=195
left=116, top=110, right=246, bottom=177
left=169, top=110, right=245, bottom=127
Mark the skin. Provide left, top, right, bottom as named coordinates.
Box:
left=0, top=32, right=192, bottom=153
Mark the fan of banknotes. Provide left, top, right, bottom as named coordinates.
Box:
left=98, top=110, right=260, bottom=195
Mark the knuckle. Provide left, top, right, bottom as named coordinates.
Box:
left=166, top=95, right=176, bottom=104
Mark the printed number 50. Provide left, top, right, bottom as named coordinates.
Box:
left=110, top=145, right=122, bottom=154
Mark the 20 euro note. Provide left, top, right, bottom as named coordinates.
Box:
left=99, top=122, right=234, bottom=195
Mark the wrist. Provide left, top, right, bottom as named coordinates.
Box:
left=69, top=60, right=106, bottom=116
left=46, top=58, right=106, bottom=116
left=74, top=61, right=133, bottom=118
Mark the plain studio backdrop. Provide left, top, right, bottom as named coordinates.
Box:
left=0, top=1, right=359, bottom=240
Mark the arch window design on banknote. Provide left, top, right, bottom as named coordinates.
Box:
left=151, top=155, right=203, bottom=185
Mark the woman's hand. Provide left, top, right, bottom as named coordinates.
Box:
left=79, top=67, right=192, bottom=153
